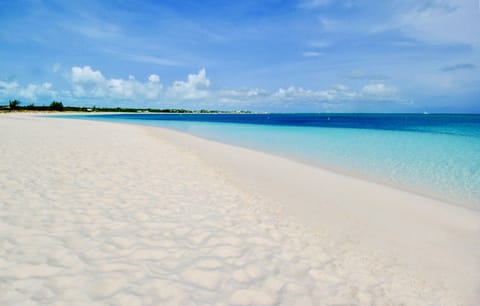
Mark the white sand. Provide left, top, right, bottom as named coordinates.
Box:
left=1, top=114, right=479, bottom=305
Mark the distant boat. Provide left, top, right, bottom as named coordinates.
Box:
left=423, top=111, right=429, bottom=115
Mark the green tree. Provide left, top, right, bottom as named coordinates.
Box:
left=9, top=99, right=20, bottom=110
left=49, top=101, right=64, bottom=111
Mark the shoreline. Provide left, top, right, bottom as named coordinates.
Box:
left=259, top=147, right=479, bottom=212
left=57, top=112, right=479, bottom=211
left=1, top=113, right=479, bottom=304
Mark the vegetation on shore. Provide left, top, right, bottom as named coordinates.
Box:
left=1, top=100, right=251, bottom=114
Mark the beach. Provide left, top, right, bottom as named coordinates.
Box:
left=1, top=114, right=479, bottom=305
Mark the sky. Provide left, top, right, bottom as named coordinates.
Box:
left=0, top=0, right=479, bottom=112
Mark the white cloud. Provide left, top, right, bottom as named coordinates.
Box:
left=62, top=67, right=401, bottom=106
left=218, top=88, right=268, bottom=99
left=168, top=68, right=211, bottom=99
left=148, top=74, right=160, bottom=83
left=67, top=67, right=212, bottom=102
left=213, top=83, right=402, bottom=111
left=71, top=66, right=105, bottom=84
left=1, top=67, right=404, bottom=109
left=273, top=86, right=340, bottom=101
left=0, top=80, right=56, bottom=102
left=20, top=83, right=56, bottom=101
left=0, top=80, right=19, bottom=93
left=69, top=66, right=163, bottom=100
left=70, top=66, right=105, bottom=97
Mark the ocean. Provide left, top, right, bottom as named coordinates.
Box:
left=62, top=113, right=480, bottom=209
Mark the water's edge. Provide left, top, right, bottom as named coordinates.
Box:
left=51, top=113, right=480, bottom=211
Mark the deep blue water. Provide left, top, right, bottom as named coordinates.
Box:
left=61, top=113, right=480, bottom=209
left=84, top=113, right=480, bottom=137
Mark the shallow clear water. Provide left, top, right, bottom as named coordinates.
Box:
left=60, top=113, right=480, bottom=209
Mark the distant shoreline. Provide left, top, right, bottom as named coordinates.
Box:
left=0, top=102, right=253, bottom=114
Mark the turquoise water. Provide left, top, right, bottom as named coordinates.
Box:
left=61, top=114, right=480, bottom=209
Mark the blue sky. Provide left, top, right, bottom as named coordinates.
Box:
left=0, top=0, right=479, bottom=112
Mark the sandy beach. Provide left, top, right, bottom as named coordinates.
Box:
left=1, top=114, right=479, bottom=305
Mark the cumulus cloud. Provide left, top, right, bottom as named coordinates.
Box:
left=199, top=82, right=402, bottom=110
left=148, top=74, right=160, bottom=83
left=273, top=86, right=338, bottom=101
left=0, top=80, right=56, bottom=102
left=68, top=67, right=214, bottom=102
left=218, top=88, right=268, bottom=99
left=1, top=66, right=404, bottom=109
left=71, top=66, right=105, bottom=83
left=0, top=80, right=19, bottom=93
left=168, top=68, right=211, bottom=99
left=69, top=66, right=163, bottom=100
